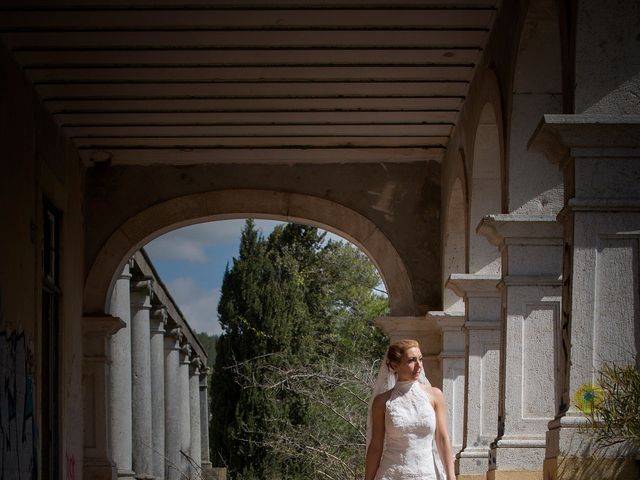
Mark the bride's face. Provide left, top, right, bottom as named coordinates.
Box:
left=392, top=346, right=423, bottom=381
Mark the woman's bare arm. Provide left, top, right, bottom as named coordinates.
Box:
left=430, top=386, right=457, bottom=480
left=364, top=393, right=387, bottom=480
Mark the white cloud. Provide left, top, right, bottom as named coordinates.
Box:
left=145, top=219, right=284, bottom=263
left=147, top=238, right=209, bottom=263
left=167, top=276, right=222, bottom=335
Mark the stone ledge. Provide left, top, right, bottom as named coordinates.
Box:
left=529, top=114, right=640, bottom=165
left=375, top=315, right=441, bottom=335
left=459, top=449, right=490, bottom=458
left=495, top=437, right=547, bottom=448
left=429, top=310, right=465, bottom=331
left=446, top=273, right=501, bottom=298
left=563, top=198, right=640, bottom=212
left=477, top=214, right=562, bottom=248
left=500, top=275, right=562, bottom=287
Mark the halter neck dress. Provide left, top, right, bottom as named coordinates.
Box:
left=375, top=380, right=441, bottom=480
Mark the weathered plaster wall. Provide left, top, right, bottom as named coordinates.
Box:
left=440, top=0, right=569, bottom=273
left=0, top=44, right=85, bottom=480
left=85, top=161, right=441, bottom=314
left=575, top=0, right=640, bottom=114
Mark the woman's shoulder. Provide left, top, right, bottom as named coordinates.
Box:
left=373, top=389, right=393, bottom=406
left=418, top=383, right=444, bottom=404
left=426, top=385, right=443, bottom=400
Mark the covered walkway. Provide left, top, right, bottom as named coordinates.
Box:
left=1, top=1, right=639, bottom=479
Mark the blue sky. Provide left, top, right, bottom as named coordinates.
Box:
left=144, top=219, right=346, bottom=336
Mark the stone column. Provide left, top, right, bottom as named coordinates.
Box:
left=83, top=315, right=125, bottom=480
left=376, top=316, right=443, bottom=388
left=431, top=311, right=466, bottom=460
left=189, top=358, right=203, bottom=471
left=179, top=343, right=193, bottom=475
left=199, top=367, right=213, bottom=471
left=478, top=215, right=563, bottom=479
left=150, top=306, right=167, bottom=479
left=531, top=116, right=640, bottom=479
left=164, top=327, right=183, bottom=480
left=130, top=277, right=155, bottom=479
left=108, top=261, right=136, bottom=479
left=446, top=274, right=501, bottom=479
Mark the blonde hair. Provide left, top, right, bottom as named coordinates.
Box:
left=386, top=339, right=420, bottom=368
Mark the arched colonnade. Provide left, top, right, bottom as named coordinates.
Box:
left=76, top=1, right=640, bottom=479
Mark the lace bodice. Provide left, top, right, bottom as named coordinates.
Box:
left=375, top=380, right=440, bottom=480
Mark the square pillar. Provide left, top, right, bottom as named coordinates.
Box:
left=83, top=315, right=125, bottom=480
left=375, top=315, right=443, bottom=388
left=431, top=311, right=466, bottom=460
left=531, top=115, right=640, bottom=479
left=478, top=215, right=563, bottom=479
left=446, top=274, right=501, bottom=480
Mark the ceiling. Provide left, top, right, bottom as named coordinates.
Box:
left=0, top=1, right=499, bottom=165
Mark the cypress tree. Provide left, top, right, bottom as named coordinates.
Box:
left=210, top=220, right=388, bottom=479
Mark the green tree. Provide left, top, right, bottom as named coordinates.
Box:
left=209, top=220, right=388, bottom=479
left=194, top=332, right=219, bottom=366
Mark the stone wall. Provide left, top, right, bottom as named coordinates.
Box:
left=0, top=43, right=85, bottom=480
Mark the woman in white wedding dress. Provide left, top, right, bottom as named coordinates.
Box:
left=364, top=339, right=456, bottom=480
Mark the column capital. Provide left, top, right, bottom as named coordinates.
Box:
left=83, top=314, right=125, bottom=337
left=375, top=315, right=440, bottom=338
left=190, top=356, right=204, bottom=376
left=119, top=258, right=134, bottom=280
left=430, top=311, right=465, bottom=356
left=445, top=273, right=501, bottom=299
left=164, top=326, right=183, bottom=350
left=199, top=367, right=211, bottom=385
left=180, top=343, right=192, bottom=364
left=150, top=305, right=168, bottom=333
left=131, top=276, right=153, bottom=300
left=477, top=214, right=562, bottom=249
left=426, top=310, right=465, bottom=331
left=83, top=315, right=126, bottom=359
left=528, top=114, right=640, bottom=166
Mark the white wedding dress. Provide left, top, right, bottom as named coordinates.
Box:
left=375, top=380, right=442, bottom=480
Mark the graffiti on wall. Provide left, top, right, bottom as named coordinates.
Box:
left=0, top=329, right=38, bottom=480
left=65, top=452, right=76, bottom=480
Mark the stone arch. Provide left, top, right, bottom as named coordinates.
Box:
left=507, top=0, right=564, bottom=214
left=442, top=174, right=467, bottom=313
left=84, top=189, right=415, bottom=317
left=469, top=102, right=502, bottom=274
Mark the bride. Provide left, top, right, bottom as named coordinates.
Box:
left=364, top=339, right=457, bottom=480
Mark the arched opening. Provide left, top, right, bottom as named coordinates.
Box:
left=469, top=103, right=501, bottom=274
left=84, top=189, right=414, bottom=318
left=508, top=0, right=564, bottom=214
left=107, top=218, right=391, bottom=479
left=143, top=218, right=387, bottom=336
left=442, top=177, right=466, bottom=313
